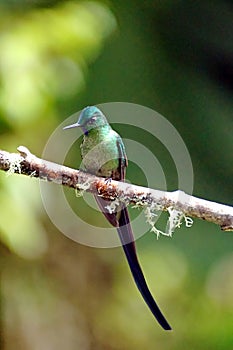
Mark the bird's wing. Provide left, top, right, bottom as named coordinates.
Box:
left=94, top=134, right=128, bottom=227
left=115, top=135, right=128, bottom=181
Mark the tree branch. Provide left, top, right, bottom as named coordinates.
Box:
left=0, top=146, right=232, bottom=232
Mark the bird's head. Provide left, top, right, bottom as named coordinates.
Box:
left=63, top=106, right=108, bottom=133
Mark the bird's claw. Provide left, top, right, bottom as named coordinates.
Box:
left=105, top=177, right=112, bottom=184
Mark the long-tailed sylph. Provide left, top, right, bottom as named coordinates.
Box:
left=64, top=106, right=171, bottom=330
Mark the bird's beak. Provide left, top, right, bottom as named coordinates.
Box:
left=63, top=122, right=81, bottom=130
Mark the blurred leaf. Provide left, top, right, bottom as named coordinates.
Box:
left=0, top=1, right=116, bottom=124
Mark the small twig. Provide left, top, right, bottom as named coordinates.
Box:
left=0, top=146, right=232, bottom=231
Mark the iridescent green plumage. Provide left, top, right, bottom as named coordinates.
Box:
left=64, top=106, right=171, bottom=330
left=81, top=126, right=124, bottom=178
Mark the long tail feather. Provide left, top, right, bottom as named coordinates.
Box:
left=118, top=207, right=172, bottom=331
left=94, top=195, right=171, bottom=330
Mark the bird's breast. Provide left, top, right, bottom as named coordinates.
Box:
left=80, top=132, right=119, bottom=177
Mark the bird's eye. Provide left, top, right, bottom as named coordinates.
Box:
left=90, top=115, right=97, bottom=123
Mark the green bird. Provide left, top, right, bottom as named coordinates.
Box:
left=64, top=106, right=171, bottom=330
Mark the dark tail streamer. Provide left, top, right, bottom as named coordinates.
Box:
left=117, top=207, right=172, bottom=331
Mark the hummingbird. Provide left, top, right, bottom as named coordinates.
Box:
left=63, top=106, right=171, bottom=330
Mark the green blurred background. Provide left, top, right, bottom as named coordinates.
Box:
left=0, top=0, right=232, bottom=349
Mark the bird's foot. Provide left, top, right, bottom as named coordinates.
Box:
left=104, top=177, right=112, bottom=184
